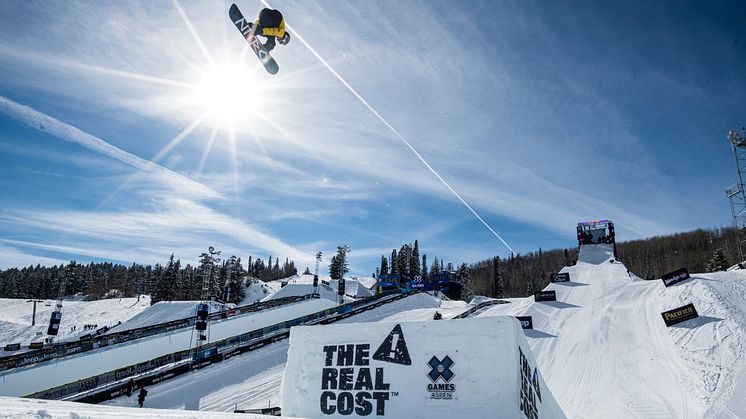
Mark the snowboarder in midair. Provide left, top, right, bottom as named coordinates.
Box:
left=249, top=8, right=290, bottom=52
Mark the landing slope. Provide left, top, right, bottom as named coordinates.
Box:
left=515, top=244, right=746, bottom=418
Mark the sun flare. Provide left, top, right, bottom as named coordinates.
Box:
left=194, top=62, right=263, bottom=128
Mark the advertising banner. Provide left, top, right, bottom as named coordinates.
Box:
left=550, top=273, right=570, bottom=283
left=661, top=303, right=698, bottom=327
left=660, top=268, right=690, bottom=288
left=516, top=316, right=534, bottom=330
left=281, top=317, right=566, bottom=419
left=534, top=291, right=557, bottom=302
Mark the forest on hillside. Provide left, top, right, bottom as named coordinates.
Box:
left=0, top=227, right=740, bottom=304
left=0, top=249, right=297, bottom=304
left=468, top=226, right=740, bottom=299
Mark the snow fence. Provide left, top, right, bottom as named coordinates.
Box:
left=281, top=316, right=566, bottom=419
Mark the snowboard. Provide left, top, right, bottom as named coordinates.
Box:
left=229, top=3, right=279, bottom=75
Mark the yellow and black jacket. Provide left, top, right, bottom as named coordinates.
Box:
left=254, top=8, right=285, bottom=39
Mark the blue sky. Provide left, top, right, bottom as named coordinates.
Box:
left=0, top=0, right=744, bottom=275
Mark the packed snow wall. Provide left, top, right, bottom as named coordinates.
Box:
left=578, top=243, right=615, bottom=265
left=281, top=317, right=566, bottom=419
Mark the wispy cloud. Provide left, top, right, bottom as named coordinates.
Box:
left=0, top=243, right=66, bottom=270
left=0, top=95, right=221, bottom=201
left=0, top=196, right=314, bottom=265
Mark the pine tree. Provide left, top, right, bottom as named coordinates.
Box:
left=329, top=255, right=340, bottom=280
left=430, top=257, right=440, bottom=275
left=397, top=244, right=410, bottom=279
left=390, top=250, right=399, bottom=275
left=225, top=256, right=246, bottom=303
left=710, top=248, right=730, bottom=272
left=150, top=264, right=164, bottom=304
left=421, top=254, right=428, bottom=279
left=153, top=254, right=179, bottom=304
left=273, top=258, right=280, bottom=280
left=411, top=240, right=420, bottom=278
left=329, top=246, right=350, bottom=280
left=380, top=255, right=389, bottom=276
left=456, top=263, right=473, bottom=302
left=493, top=257, right=504, bottom=298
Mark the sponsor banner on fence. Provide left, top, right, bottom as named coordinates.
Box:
left=4, top=344, right=20, bottom=351
left=661, top=268, right=690, bottom=287
left=661, top=303, right=699, bottom=327
left=281, top=317, right=567, bottom=419
left=550, top=273, right=570, bottom=283
left=534, top=291, right=557, bottom=302
left=516, top=316, right=534, bottom=330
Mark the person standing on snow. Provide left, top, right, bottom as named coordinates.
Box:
left=249, top=8, right=290, bottom=51
left=125, top=378, right=134, bottom=397
left=137, top=386, right=148, bottom=408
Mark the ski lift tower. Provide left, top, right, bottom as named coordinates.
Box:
left=726, top=129, right=746, bottom=262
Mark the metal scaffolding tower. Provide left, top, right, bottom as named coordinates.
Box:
left=726, top=129, right=746, bottom=262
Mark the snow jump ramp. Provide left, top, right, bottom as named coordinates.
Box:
left=281, top=316, right=566, bottom=419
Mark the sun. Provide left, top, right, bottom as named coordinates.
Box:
left=193, top=61, right=265, bottom=128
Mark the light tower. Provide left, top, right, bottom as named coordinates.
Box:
left=337, top=245, right=350, bottom=305
left=313, top=252, right=322, bottom=295
left=195, top=246, right=221, bottom=350
left=726, top=128, right=746, bottom=263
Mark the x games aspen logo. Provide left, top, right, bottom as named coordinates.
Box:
left=426, top=355, right=456, bottom=400
left=427, top=356, right=454, bottom=383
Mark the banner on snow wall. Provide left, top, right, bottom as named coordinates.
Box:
left=281, top=316, right=566, bottom=419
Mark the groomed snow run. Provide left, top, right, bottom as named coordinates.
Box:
left=0, top=296, right=150, bottom=348
left=0, top=298, right=336, bottom=397
left=0, top=396, right=299, bottom=418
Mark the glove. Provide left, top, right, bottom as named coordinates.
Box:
left=278, top=32, right=290, bottom=45
left=263, top=36, right=276, bottom=52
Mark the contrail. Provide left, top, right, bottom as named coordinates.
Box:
left=260, top=1, right=516, bottom=255
left=0, top=95, right=222, bottom=201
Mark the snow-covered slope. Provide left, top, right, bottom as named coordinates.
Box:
left=262, top=283, right=348, bottom=303
left=329, top=278, right=374, bottom=298
left=113, top=300, right=225, bottom=333
left=0, top=396, right=295, bottom=418
left=262, top=275, right=372, bottom=302
left=242, top=280, right=275, bottom=305
left=104, top=244, right=746, bottom=418
left=0, top=298, right=336, bottom=397
left=489, top=243, right=746, bottom=419
left=12, top=244, right=746, bottom=418
left=0, top=296, right=150, bottom=347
